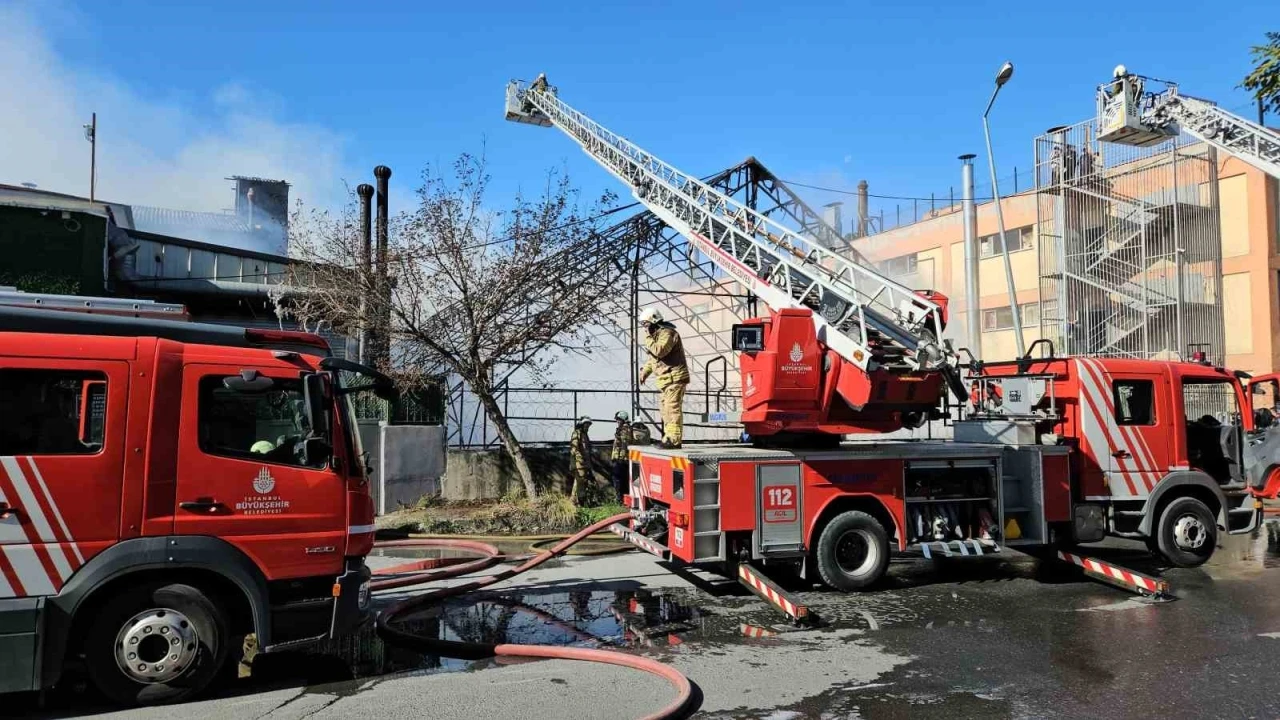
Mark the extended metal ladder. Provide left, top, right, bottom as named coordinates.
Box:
left=505, top=76, right=947, bottom=373
left=1099, top=76, right=1280, bottom=180
left=0, top=289, right=188, bottom=320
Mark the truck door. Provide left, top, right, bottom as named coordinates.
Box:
left=1081, top=361, right=1169, bottom=497
left=174, top=364, right=346, bottom=580
left=1246, top=376, right=1280, bottom=494
left=0, top=362, right=127, bottom=597
left=1181, top=378, right=1247, bottom=486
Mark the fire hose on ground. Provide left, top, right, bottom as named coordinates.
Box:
left=370, top=513, right=696, bottom=720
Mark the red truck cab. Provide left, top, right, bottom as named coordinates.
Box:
left=973, top=354, right=1279, bottom=564
left=0, top=306, right=383, bottom=705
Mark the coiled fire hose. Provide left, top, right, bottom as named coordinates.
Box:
left=371, top=513, right=695, bottom=720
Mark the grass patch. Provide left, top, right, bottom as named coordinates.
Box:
left=378, top=496, right=627, bottom=536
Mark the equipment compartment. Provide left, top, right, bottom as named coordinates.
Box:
left=903, top=461, right=1000, bottom=545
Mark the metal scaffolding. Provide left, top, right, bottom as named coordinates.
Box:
left=1035, top=119, right=1225, bottom=362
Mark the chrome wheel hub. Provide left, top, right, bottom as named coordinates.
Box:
left=114, top=607, right=199, bottom=684
left=1172, top=514, right=1208, bottom=551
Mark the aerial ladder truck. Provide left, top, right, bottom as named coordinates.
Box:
left=505, top=73, right=1280, bottom=620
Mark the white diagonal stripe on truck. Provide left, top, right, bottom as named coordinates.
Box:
left=0, top=561, right=13, bottom=598
left=2, top=544, right=56, bottom=596
left=0, top=480, right=28, bottom=544
left=0, top=457, right=73, bottom=581
left=24, top=457, right=83, bottom=564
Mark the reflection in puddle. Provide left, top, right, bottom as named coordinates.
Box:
left=282, top=587, right=714, bottom=684
left=1207, top=519, right=1280, bottom=571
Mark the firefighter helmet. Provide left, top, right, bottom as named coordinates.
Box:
left=638, top=307, right=662, bottom=325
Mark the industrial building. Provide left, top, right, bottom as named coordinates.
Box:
left=0, top=177, right=353, bottom=356
left=851, top=136, right=1276, bottom=373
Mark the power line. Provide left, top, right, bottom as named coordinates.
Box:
left=780, top=178, right=1004, bottom=203
left=457, top=200, right=641, bottom=252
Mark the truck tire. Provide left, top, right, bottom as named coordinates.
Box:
left=814, top=510, right=890, bottom=591
left=84, top=582, right=230, bottom=706
left=1154, top=496, right=1217, bottom=568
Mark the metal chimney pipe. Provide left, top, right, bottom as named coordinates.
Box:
left=823, top=202, right=844, bottom=239
left=372, top=166, right=392, bottom=368
left=246, top=187, right=256, bottom=229
left=356, top=183, right=374, bottom=364
left=358, top=184, right=375, bottom=270
left=856, top=180, right=869, bottom=238
left=374, top=166, right=391, bottom=273
left=960, top=154, right=981, bottom=359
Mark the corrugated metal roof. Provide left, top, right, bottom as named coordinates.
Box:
left=131, top=205, right=254, bottom=235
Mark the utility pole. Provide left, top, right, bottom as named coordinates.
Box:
left=84, top=113, right=97, bottom=202
left=982, top=61, right=1025, bottom=358
left=959, top=154, right=981, bottom=358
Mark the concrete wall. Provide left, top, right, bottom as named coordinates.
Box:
left=376, top=424, right=446, bottom=514
left=441, top=445, right=615, bottom=502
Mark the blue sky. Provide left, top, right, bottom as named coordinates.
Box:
left=4, top=0, right=1274, bottom=245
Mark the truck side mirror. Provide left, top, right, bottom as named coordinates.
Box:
left=299, top=435, right=332, bottom=467
left=302, top=373, right=331, bottom=440
left=78, top=379, right=107, bottom=446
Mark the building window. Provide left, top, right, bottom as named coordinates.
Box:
left=0, top=369, right=108, bottom=455
left=980, top=226, right=1033, bottom=257
left=879, top=253, right=918, bottom=276
left=981, top=303, right=1039, bottom=332
left=1113, top=379, right=1155, bottom=426
left=198, top=374, right=327, bottom=469
left=1020, top=302, right=1039, bottom=326
left=982, top=307, right=1013, bottom=331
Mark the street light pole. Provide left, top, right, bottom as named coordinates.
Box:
left=982, top=62, right=1025, bottom=358
left=84, top=113, right=97, bottom=202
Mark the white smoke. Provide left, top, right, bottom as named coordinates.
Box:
left=0, top=3, right=359, bottom=253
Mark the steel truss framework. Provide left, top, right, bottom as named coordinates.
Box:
left=443, top=158, right=855, bottom=447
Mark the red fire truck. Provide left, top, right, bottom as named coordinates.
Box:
left=620, top=309, right=1280, bottom=595
left=503, top=74, right=1280, bottom=611
left=0, top=304, right=384, bottom=704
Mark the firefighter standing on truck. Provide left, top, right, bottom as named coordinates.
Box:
left=637, top=308, right=690, bottom=448
left=611, top=411, right=632, bottom=501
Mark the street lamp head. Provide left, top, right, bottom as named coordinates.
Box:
left=995, top=62, right=1014, bottom=87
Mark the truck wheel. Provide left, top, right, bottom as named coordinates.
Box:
left=84, top=582, right=230, bottom=706
left=1155, top=496, right=1217, bottom=568
left=815, top=511, right=890, bottom=591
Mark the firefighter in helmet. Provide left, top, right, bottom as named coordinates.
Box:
left=569, top=416, right=593, bottom=502
left=610, top=411, right=632, bottom=501
left=637, top=308, right=690, bottom=448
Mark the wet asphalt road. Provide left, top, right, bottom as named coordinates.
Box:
left=12, top=521, right=1280, bottom=719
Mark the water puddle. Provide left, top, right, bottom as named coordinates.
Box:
left=1206, top=519, right=1280, bottom=571
left=241, top=584, right=766, bottom=695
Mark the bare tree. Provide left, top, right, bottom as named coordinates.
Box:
left=284, top=152, right=633, bottom=499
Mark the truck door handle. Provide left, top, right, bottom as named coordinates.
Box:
left=1112, top=450, right=1130, bottom=459
left=0, top=502, right=18, bottom=520
left=179, top=498, right=226, bottom=513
